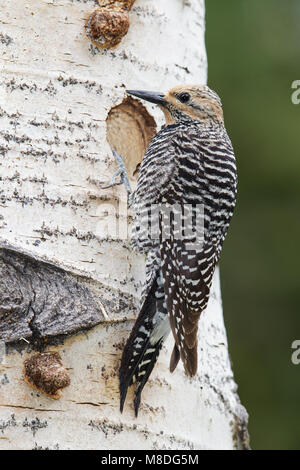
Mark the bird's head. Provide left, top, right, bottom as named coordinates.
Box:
left=127, top=85, right=224, bottom=126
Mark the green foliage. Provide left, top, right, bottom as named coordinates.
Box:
left=206, top=0, right=300, bottom=449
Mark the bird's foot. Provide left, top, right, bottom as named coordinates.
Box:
left=102, top=149, right=132, bottom=196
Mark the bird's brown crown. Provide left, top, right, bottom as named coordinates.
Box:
left=162, top=85, right=224, bottom=126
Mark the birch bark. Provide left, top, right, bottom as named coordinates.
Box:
left=0, top=0, right=249, bottom=450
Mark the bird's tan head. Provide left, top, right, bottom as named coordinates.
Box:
left=127, top=85, right=224, bottom=126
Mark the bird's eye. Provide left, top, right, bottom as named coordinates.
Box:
left=178, top=92, right=190, bottom=103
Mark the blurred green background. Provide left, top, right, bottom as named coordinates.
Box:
left=206, top=0, right=300, bottom=450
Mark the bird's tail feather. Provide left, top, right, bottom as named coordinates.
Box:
left=167, top=286, right=201, bottom=377
left=119, top=270, right=170, bottom=415
left=133, top=339, right=164, bottom=417
left=169, top=343, right=180, bottom=373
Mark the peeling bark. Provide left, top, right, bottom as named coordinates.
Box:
left=0, top=0, right=249, bottom=450
left=0, top=243, right=136, bottom=345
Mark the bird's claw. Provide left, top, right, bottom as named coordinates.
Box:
left=101, top=168, right=124, bottom=189
left=102, top=149, right=132, bottom=195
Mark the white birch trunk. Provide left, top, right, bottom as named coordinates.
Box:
left=0, top=0, right=249, bottom=450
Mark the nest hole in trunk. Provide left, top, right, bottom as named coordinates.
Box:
left=106, top=96, right=156, bottom=182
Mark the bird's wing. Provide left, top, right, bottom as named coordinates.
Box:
left=131, top=124, right=183, bottom=254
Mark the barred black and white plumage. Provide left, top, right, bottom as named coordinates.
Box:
left=119, top=85, right=237, bottom=415
left=119, top=266, right=169, bottom=416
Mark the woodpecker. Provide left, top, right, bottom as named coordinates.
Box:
left=115, top=85, right=237, bottom=416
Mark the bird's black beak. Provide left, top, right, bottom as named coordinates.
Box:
left=127, top=89, right=167, bottom=106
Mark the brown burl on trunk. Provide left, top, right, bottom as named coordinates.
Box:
left=24, top=353, right=70, bottom=399
left=85, top=1, right=137, bottom=49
